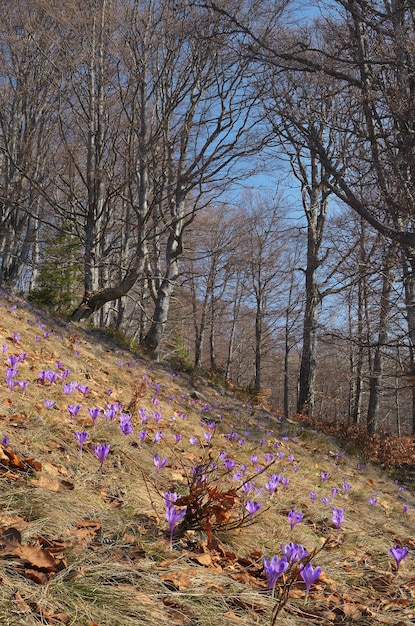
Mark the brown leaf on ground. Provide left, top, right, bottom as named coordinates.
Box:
left=0, top=527, right=65, bottom=582
left=0, top=513, right=29, bottom=530
left=191, top=552, right=213, bottom=566
left=222, top=611, right=250, bottom=624
left=160, top=569, right=195, bottom=590
left=13, top=590, right=31, bottom=612
left=34, top=475, right=62, bottom=491
left=0, top=447, right=41, bottom=472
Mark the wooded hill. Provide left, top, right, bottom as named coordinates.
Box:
left=2, top=1, right=415, bottom=435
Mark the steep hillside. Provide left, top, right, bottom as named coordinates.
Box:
left=0, top=289, right=414, bottom=626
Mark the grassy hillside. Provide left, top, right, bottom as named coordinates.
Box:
left=0, top=289, right=414, bottom=626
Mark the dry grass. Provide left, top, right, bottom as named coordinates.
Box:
left=1, top=290, right=415, bottom=625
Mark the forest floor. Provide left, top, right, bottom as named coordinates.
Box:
left=0, top=289, right=415, bottom=626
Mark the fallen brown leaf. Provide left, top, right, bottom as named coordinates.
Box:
left=160, top=569, right=194, bottom=590
left=192, top=553, right=213, bottom=566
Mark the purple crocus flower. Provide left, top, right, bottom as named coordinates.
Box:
left=224, top=459, right=236, bottom=471
left=321, top=472, right=329, bottom=481
left=310, top=491, right=317, bottom=503
left=189, top=437, right=197, bottom=445
left=7, top=355, right=19, bottom=367
left=67, top=404, right=82, bottom=419
left=6, top=367, right=17, bottom=392
left=104, top=408, right=116, bottom=421
left=94, top=443, right=110, bottom=469
left=242, top=481, right=255, bottom=495
left=74, top=431, right=88, bottom=456
left=288, top=509, right=303, bottom=531
left=164, top=493, right=187, bottom=550
left=369, top=497, right=377, bottom=506
left=46, top=371, right=57, bottom=384
left=138, top=408, right=148, bottom=423
left=64, top=382, right=77, bottom=396
left=119, top=413, right=133, bottom=436
left=263, top=556, right=289, bottom=594
left=245, top=500, right=262, bottom=517
left=153, top=453, right=168, bottom=473
left=390, top=545, right=409, bottom=571
left=77, top=384, right=90, bottom=397
left=265, top=474, right=280, bottom=495
left=138, top=430, right=147, bottom=443
left=1, top=436, right=9, bottom=446
left=332, top=507, right=344, bottom=529
left=300, top=562, right=322, bottom=601
left=13, top=331, right=19, bottom=343
left=88, top=407, right=101, bottom=423
left=280, top=542, right=308, bottom=563
left=44, top=399, right=56, bottom=410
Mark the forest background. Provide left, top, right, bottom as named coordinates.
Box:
left=2, top=0, right=415, bottom=437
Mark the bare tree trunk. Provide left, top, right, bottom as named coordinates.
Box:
left=254, top=295, right=263, bottom=392
left=225, top=273, right=243, bottom=381
left=367, top=247, right=394, bottom=435
left=297, top=154, right=329, bottom=415
left=401, top=248, right=415, bottom=434
left=142, top=193, right=184, bottom=355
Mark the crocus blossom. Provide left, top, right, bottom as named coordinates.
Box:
left=263, top=556, right=289, bottom=594
left=88, top=407, right=101, bottom=423
left=153, top=453, right=168, bottom=473
left=165, top=494, right=187, bottom=550
left=74, top=431, right=88, bottom=456
left=280, top=542, right=308, bottom=563
left=119, top=413, right=133, bottom=436
left=245, top=500, right=262, bottom=517
left=300, top=562, right=322, bottom=601
left=390, top=545, right=409, bottom=571
left=224, top=459, right=236, bottom=471
left=94, top=443, right=110, bottom=469
left=288, top=509, right=304, bottom=531
left=332, top=507, right=344, bottom=529
left=67, top=404, right=82, bottom=419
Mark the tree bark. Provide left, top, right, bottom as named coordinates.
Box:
left=366, top=247, right=394, bottom=435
